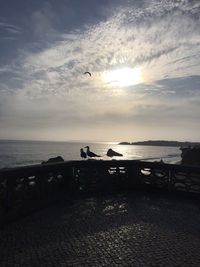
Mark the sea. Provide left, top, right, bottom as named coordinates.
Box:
left=0, top=140, right=181, bottom=169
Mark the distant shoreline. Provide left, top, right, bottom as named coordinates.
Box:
left=119, top=140, right=200, bottom=147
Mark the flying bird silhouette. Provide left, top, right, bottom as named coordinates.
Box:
left=85, top=146, right=101, bottom=158
left=80, top=148, right=87, bottom=159
left=84, top=71, right=91, bottom=76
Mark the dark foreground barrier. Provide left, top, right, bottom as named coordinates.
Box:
left=1, top=160, right=200, bottom=225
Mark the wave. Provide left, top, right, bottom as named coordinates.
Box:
left=166, top=153, right=180, bottom=157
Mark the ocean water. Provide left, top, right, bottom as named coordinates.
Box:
left=0, top=140, right=181, bottom=169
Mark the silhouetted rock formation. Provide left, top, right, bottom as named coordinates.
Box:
left=180, top=146, right=200, bottom=166
left=42, top=156, right=64, bottom=164
left=107, top=148, right=123, bottom=157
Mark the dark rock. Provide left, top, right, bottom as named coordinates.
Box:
left=42, top=156, right=64, bottom=164
left=107, top=149, right=123, bottom=157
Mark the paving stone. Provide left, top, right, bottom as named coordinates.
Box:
left=0, top=192, right=200, bottom=266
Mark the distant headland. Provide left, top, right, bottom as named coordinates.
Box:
left=119, top=140, right=200, bottom=147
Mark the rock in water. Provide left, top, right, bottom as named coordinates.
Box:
left=107, top=149, right=123, bottom=157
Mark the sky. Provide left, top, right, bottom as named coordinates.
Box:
left=0, top=0, right=200, bottom=142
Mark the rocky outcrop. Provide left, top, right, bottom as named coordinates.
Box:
left=107, top=149, right=123, bottom=157
left=42, top=156, right=64, bottom=164
left=180, top=146, right=200, bottom=166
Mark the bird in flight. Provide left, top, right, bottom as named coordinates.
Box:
left=85, top=146, right=101, bottom=158
left=84, top=71, right=91, bottom=77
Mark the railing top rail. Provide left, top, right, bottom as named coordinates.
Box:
left=1, top=160, right=200, bottom=176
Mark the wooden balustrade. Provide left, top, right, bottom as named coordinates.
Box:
left=1, top=160, right=200, bottom=225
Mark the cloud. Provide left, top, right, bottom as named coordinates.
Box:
left=30, top=3, right=59, bottom=42
left=0, top=20, right=23, bottom=39
left=0, top=0, right=200, bottom=141
left=0, top=21, right=22, bottom=32
left=20, top=0, right=200, bottom=84
left=156, top=75, right=200, bottom=95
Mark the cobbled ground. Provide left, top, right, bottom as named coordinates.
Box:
left=1, top=192, right=200, bottom=267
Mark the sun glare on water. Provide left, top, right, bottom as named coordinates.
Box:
left=102, top=67, right=142, bottom=87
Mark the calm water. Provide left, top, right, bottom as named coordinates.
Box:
left=0, top=140, right=181, bottom=169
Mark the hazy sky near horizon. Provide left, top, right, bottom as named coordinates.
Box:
left=0, top=0, right=200, bottom=142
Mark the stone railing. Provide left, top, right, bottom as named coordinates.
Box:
left=1, top=160, right=200, bottom=225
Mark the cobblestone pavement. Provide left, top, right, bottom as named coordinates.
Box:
left=1, top=192, right=200, bottom=267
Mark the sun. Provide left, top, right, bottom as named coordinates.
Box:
left=102, top=67, right=142, bottom=87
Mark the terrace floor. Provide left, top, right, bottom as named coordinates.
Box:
left=1, top=191, right=200, bottom=267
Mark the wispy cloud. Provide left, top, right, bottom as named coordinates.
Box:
left=0, top=19, right=23, bottom=38
left=20, top=0, right=200, bottom=83
left=0, top=21, right=22, bottom=32
left=0, top=0, right=200, bottom=141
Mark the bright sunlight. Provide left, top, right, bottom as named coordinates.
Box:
left=102, top=67, right=142, bottom=87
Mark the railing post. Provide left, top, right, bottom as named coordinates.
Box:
left=168, top=168, right=173, bottom=192
left=4, top=173, right=16, bottom=217
left=128, top=163, right=142, bottom=189
left=64, top=165, right=77, bottom=193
